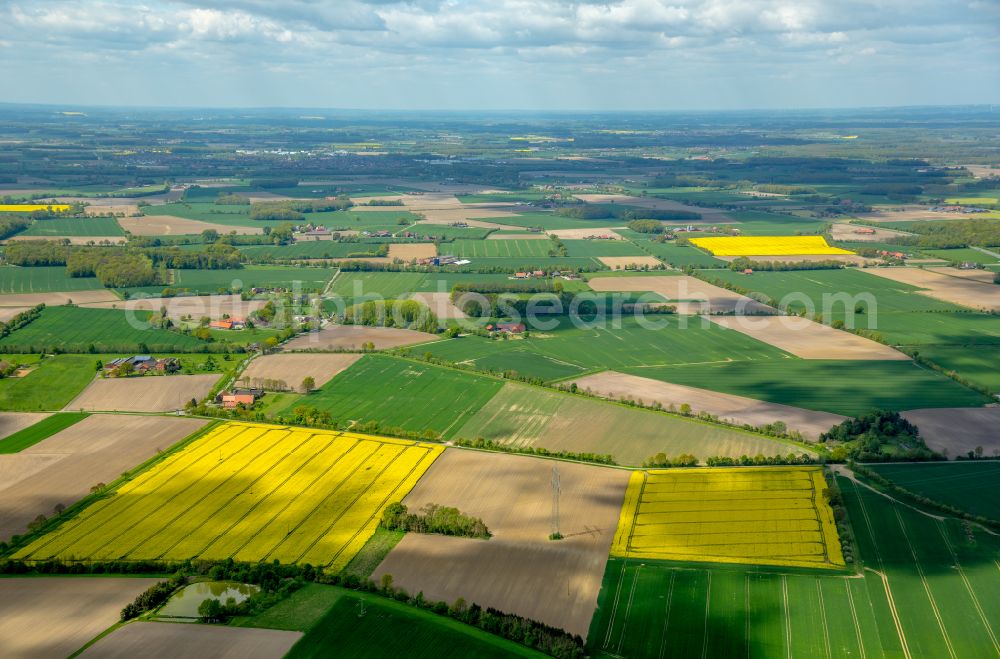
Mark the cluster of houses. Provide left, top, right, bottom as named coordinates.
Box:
left=417, top=255, right=466, bottom=266
left=486, top=322, right=526, bottom=335
left=215, top=387, right=264, bottom=409
left=931, top=205, right=990, bottom=214
left=675, top=225, right=739, bottom=234
left=512, top=270, right=546, bottom=279
left=876, top=249, right=909, bottom=260
left=104, top=355, right=181, bottom=376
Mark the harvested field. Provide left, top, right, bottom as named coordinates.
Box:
left=548, top=227, right=624, bottom=240
left=284, top=324, right=438, bottom=351
left=65, top=374, right=219, bottom=412
left=0, top=306, right=29, bottom=321
left=567, top=371, right=845, bottom=439
left=829, top=222, right=912, bottom=242
left=84, top=204, right=140, bottom=217
left=373, top=449, right=630, bottom=638
left=486, top=232, right=549, bottom=240
left=415, top=217, right=508, bottom=229
left=708, top=315, right=909, bottom=360
left=409, top=291, right=467, bottom=319
left=387, top=243, right=436, bottom=261
left=0, top=289, right=120, bottom=307
left=931, top=267, right=999, bottom=283
left=864, top=266, right=1000, bottom=311
left=573, top=194, right=732, bottom=221
left=0, top=578, right=159, bottom=659
left=6, top=235, right=126, bottom=245
left=587, top=274, right=773, bottom=314
left=0, top=412, right=51, bottom=441
left=612, top=467, right=844, bottom=569
left=0, top=415, right=206, bottom=540
left=119, top=215, right=264, bottom=236
left=597, top=255, right=662, bottom=269
left=80, top=622, right=302, bottom=659
left=239, top=353, right=362, bottom=389
left=79, top=293, right=266, bottom=321
left=359, top=193, right=521, bottom=224
left=901, top=407, right=1000, bottom=457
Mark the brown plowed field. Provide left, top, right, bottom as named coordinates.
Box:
left=0, top=290, right=121, bottom=307
left=901, top=407, right=1000, bottom=457
left=0, top=578, right=159, bottom=659
left=864, top=267, right=1000, bottom=311
left=79, top=293, right=266, bottom=321
left=239, top=353, right=362, bottom=389
left=0, top=415, right=206, bottom=540
left=587, top=274, right=774, bottom=314
left=80, top=621, right=302, bottom=659
left=65, top=374, right=220, bottom=412
left=567, top=371, right=846, bottom=439
left=373, top=449, right=630, bottom=639
left=119, top=215, right=264, bottom=236
left=0, top=412, right=51, bottom=441
left=708, top=315, right=909, bottom=360
left=387, top=243, right=436, bottom=261
left=597, top=256, right=663, bottom=269
left=283, top=324, right=438, bottom=351
left=410, top=291, right=467, bottom=319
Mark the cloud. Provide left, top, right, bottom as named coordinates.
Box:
left=0, top=0, right=996, bottom=109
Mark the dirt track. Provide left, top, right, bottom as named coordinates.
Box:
left=901, top=407, right=1000, bottom=457
left=0, top=415, right=206, bottom=540
left=283, top=324, right=438, bottom=351
left=708, top=315, right=909, bottom=360
left=567, top=371, right=846, bottom=439
left=373, top=449, right=629, bottom=638
left=0, top=412, right=50, bottom=441
left=80, top=621, right=302, bottom=659
left=65, top=374, right=220, bottom=412
left=0, top=578, right=159, bottom=659
left=864, top=267, right=1000, bottom=311
left=240, top=353, right=362, bottom=389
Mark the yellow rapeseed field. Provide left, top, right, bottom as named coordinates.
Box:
left=14, top=422, right=443, bottom=567
left=0, top=204, right=71, bottom=212
left=611, top=467, right=845, bottom=569
left=690, top=235, right=854, bottom=256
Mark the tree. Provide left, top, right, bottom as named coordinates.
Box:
left=679, top=403, right=692, bottom=416
left=201, top=229, right=219, bottom=243
left=198, top=598, right=224, bottom=622
left=300, top=376, right=316, bottom=393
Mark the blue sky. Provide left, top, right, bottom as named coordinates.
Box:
left=1, top=0, right=998, bottom=110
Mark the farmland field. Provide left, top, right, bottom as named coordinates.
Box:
left=172, top=265, right=336, bottom=293
left=280, top=355, right=503, bottom=439
left=283, top=325, right=437, bottom=351
left=450, top=238, right=556, bottom=258
left=456, top=382, right=805, bottom=464
left=239, top=241, right=385, bottom=259
left=280, top=584, right=544, bottom=658
left=0, top=354, right=103, bottom=411
left=421, top=315, right=789, bottom=382
left=327, top=271, right=428, bottom=301
left=18, top=216, right=125, bottom=236
left=0, top=306, right=208, bottom=352
left=0, top=266, right=104, bottom=293
left=867, top=461, right=1000, bottom=521
left=65, top=373, right=219, bottom=412
left=562, top=239, right=648, bottom=257
left=0, top=204, right=72, bottom=212
left=625, top=359, right=989, bottom=416
left=0, top=412, right=88, bottom=453
left=15, top=422, right=443, bottom=569
left=634, top=239, right=727, bottom=267
left=82, top=622, right=302, bottom=659
left=612, top=467, right=844, bottom=569
left=692, top=235, right=853, bottom=256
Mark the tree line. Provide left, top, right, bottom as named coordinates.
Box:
left=380, top=502, right=491, bottom=539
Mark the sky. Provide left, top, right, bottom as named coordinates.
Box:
left=1, top=0, right=998, bottom=111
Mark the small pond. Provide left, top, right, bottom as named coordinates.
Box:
left=155, top=581, right=259, bottom=618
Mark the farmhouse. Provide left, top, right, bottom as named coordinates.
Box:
left=104, top=355, right=180, bottom=375
left=495, top=322, right=526, bottom=334
left=209, top=317, right=245, bottom=330
left=216, top=388, right=264, bottom=408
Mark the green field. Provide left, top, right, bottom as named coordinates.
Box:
left=276, top=354, right=504, bottom=439
left=489, top=212, right=620, bottom=231
left=0, top=412, right=89, bottom=453
left=914, top=344, right=1000, bottom=391
left=172, top=266, right=335, bottom=293
left=921, top=248, right=1000, bottom=265
left=631, top=239, right=726, bottom=268
left=450, top=239, right=555, bottom=258
left=239, top=242, right=384, bottom=260
left=0, top=306, right=208, bottom=353
left=562, top=239, right=649, bottom=257
left=0, top=355, right=99, bottom=411
left=457, top=382, right=805, bottom=464
left=624, top=360, right=989, bottom=416
left=867, top=461, right=1000, bottom=521
left=420, top=316, right=790, bottom=382
left=270, top=585, right=543, bottom=658
left=18, top=217, right=125, bottom=237
left=0, top=266, right=105, bottom=293
left=327, top=271, right=429, bottom=302
left=589, top=472, right=1000, bottom=659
